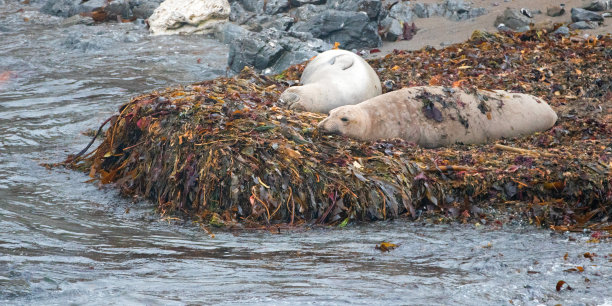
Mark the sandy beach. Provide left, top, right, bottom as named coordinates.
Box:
left=380, top=0, right=612, bottom=55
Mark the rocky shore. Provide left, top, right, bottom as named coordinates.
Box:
left=30, top=0, right=612, bottom=74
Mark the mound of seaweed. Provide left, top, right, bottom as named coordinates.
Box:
left=68, top=30, right=611, bottom=231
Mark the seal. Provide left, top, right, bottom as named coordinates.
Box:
left=279, top=49, right=382, bottom=114
left=318, top=86, right=558, bottom=148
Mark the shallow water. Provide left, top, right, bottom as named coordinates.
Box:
left=1, top=3, right=611, bottom=305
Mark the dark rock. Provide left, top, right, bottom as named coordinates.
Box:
left=546, top=6, right=565, bottom=17
left=292, top=9, right=381, bottom=49
left=41, top=0, right=107, bottom=18
left=494, top=8, right=531, bottom=30
left=552, top=26, right=570, bottom=35
left=265, top=0, right=290, bottom=15
left=228, top=28, right=330, bottom=74
left=104, top=0, right=132, bottom=20
left=326, top=0, right=384, bottom=20
left=569, top=21, right=598, bottom=30
left=268, top=15, right=295, bottom=31
left=583, top=0, right=612, bottom=11
left=130, top=1, right=163, bottom=19
left=229, top=1, right=253, bottom=23
left=290, top=0, right=326, bottom=7
left=571, top=8, right=604, bottom=22
left=215, top=22, right=249, bottom=44
left=239, top=0, right=265, bottom=13
left=292, top=4, right=326, bottom=20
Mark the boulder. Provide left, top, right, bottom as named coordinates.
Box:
left=104, top=0, right=132, bottom=20
left=569, top=21, right=599, bottom=30
left=444, top=0, right=486, bottom=21
left=40, top=0, right=107, bottom=17
left=131, top=0, right=164, bottom=19
left=413, top=3, right=441, bottom=18
left=228, top=28, right=331, bottom=74
left=292, top=4, right=326, bottom=20
left=546, top=6, right=565, bottom=17
left=552, top=26, right=570, bottom=35
left=292, top=9, right=381, bottom=50
left=494, top=8, right=531, bottom=30
left=571, top=8, right=604, bottom=22
left=379, top=16, right=402, bottom=41
left=215, top=22, right=249, bottom=43
left=388, top=1, right=413, bottom=22
left=583, top=0, right=612, bottom=11
left=264, top=0, right=290, bottom=15
left=148, top=0, right=231, bottom=35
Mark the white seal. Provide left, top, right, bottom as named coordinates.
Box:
left=279, top=49, right=382, bottom=114
left=318, top=86, right=558, bottom=148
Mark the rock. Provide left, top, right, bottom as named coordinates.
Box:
left=292, top=9, right=381, bottom=50
left=264, top=0, right=290, bottom=15
left=569, top=21, right=599, bottom=30
left=215, top=22, right=249, bottom=43
left=131, top=1, right=164, bottom=19
left=445, top=0, right=486, bottom=21
left=552, top=26, right=570, bottom=35
left=104, top=0, right=132, bottom=20
left=148, top=0, right=231, bottom=36
left=60, top=14, right=95, bottom=26
left=583, top=0, right=612, bottom=11
left=388, top=1, right=413, bottom=22
left=228, top=28, right=330, bottom=74
left=40, top=0, right=107, bottom=18
left=292, top=4, right=326, bottom=20
left=571, top=8, right=604, bottom=22
left=379, top=16, right=402, bottom=41
left=229, top=1, right=253, bottom=24
left=494, top=8, right=531, bottom=31
left=413, top=3, right=441, bottom=18
left=291, top=0, right=326, bottom=6
left=268, top=15, right=294, bottom=31
left=290, top=0, right=326, bottom=7
left=546, top=6, right=565, bottom=17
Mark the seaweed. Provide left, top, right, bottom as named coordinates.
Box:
left=63, top=30, right=611, bottom=231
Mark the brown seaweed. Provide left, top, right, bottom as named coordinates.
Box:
left=64, top=30, right=611, bottom=232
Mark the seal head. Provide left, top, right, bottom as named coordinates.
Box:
left=318, top=105, right=370, bottom=140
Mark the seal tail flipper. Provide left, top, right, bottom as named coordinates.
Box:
left=328, top=54, right=354, bottom=70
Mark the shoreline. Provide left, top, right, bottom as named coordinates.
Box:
left=376, top=0, right=612, bottom=56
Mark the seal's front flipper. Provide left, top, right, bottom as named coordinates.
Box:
left=279, top=91, right=300, bottom=105
left=329, top=54, right=354, bottom=70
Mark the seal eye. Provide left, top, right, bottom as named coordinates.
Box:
left=340, top=117, right=349, bottom=122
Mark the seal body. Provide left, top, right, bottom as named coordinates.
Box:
left=318, top=86, right=558, bottom=148
left=279, top=49, right=382, bottom=114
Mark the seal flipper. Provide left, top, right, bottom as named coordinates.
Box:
left=328, top=54, right=354, bottom=70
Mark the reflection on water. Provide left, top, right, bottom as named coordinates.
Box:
left=1, top=3, right=611, bottom=305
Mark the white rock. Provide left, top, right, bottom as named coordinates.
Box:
left=148, top=0, right=230, bottom=36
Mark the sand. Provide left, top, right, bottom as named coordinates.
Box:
left=376, top=0, right=612, bottom=56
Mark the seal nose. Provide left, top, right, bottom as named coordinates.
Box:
left=317, top=119, right=339, bottom=135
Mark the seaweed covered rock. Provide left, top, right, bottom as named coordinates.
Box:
left=70, top=31, right=611, bottom=230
